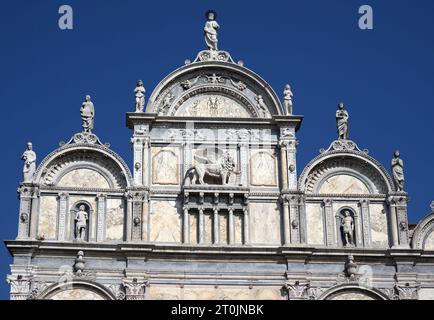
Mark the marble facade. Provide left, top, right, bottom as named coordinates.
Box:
left=5, top=12, right=434, bottom=300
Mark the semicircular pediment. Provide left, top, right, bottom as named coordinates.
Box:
left=146, top=62, right=283, bottom=117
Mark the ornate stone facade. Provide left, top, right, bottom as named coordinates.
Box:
left=5, top=12, right=434, bottom=300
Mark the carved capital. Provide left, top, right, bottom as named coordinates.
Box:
left=123, top=278, right=149, bottom=300
left=395, top=283, right=420, bottom=300
left=284, top=281, right=310, bottom=300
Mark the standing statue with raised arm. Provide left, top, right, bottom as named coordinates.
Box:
left=204, top=10, right=219, bottom=51
left=392, top=150, right=405, bottom=191
left=134, top=80, right=146, bottom=112
left=283, top=84, right=293, bottom=115
left=21, top=142, right=36, bottom=183
left=336, top=102, right=349, bottom=140
left=80, top=95, right=95, bottom=133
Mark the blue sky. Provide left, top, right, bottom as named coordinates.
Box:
left=0, top=0, right=433, bottom=299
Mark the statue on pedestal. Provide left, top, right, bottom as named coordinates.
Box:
left=75, top=205, right=88, bottom=241
left=134, top=80, right=146, bottom=112
left=21, top=142, right=36, bottom=183
left=392, top=150, right=405, bottom=191
left=336, top=102, right=349, bottom=140
left=80, top=95, right=95, bottom=133
left=204, top=10, right=219, bottom=51
left=341, top=210, right=354, bottom=247
left=283, top=84, right=293, bottom=115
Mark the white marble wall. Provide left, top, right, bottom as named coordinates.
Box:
left=150, top=201, right=181, bottom=242
left=57, top=168, right=110, bottom=189
left=151, top=147, right=180, bottom=185
left=306, top=203, right=324, bottom=245
left=370, top=203, right=389, bottom=248
left=249, top=150, right=277, bottom=186
left=424, top=231, right=434, bottom=250
left=318, top=174, right=369, bottom=194
left=249, top=203, right=281, bottom=245
left=49, top=289, right=105, bottom=300
left=38, top=196, right=58, bottom=240
left=105, top=198, right=124, bottom=241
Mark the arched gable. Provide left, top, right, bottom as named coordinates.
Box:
left=412, top=211, right=434, bottom=250
left=146, top=61, right=284, bottom=118
left=37, top=280, right=115, bottom=300
left=319, top=283, right=389, bottom=300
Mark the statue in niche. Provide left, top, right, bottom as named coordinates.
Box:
left=21, top=142, right=36, bottom=183
left=75, top=205, right=88, bottom=241
left=336, top=102, right=349, bottom=140
left=80, top=95, right=95, bottom=133
left=134, top=80, right=146, bottom=112
left=283, top=84, right=293, bottom=115
left=392, top=150, right=405, bottom=191
left=204, top=10, right=219, bottom=51
left=341, top=210, right=355, bottom=247
left=187, top=152, right=236, bottom=185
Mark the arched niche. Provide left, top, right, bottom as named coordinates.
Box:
left=70, top=200, right=94, bottom=241
left=57, top=167, right=110, bottom=189
left=335, top=207, right=358, bottom=248
left=38, top=280, right=115, bottom=300
left=319, top=284, right=388, bottom=300
left=318, top=173, right=370, bottom=195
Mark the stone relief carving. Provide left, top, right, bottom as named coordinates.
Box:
left=181, top=76, right=200, bottom=90
left=336, top=102, right=349, bottom=140
left=205, top=73, right=225, bottom=84
left=283, top=84, right=293, bottom=115
left=74, top=205, right=88, bottom=241
left=344, top=255, right=358, bottom=279
left=134, top=80, right=146, bottom=112
left=204, top=10, right=219, bottom=51
left=255, top=95, right=270, bottom=118
left=186, top=152, right=237, bottom=185
left=80, top=95, right=95, bottom=133
left=157, top=92, right=174, bottom=115
left=123, top=278, right=149, bottom=300
left=230, top=78, right=247, bottom=91
left=21, top=142, right=36, bottom=183
left=391, top=150, right=405, bottom=191
left=6, top=275, right=32, bottom=300
left=394, top=283, right=420, bottom=300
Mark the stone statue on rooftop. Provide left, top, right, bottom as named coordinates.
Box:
left=336, top=102, right=349, bottom=140
left=283, top=84, right=293, bottom=115
left=80, top=95, right=95, bottom=133
left=134, top=80, right=146, bottom=112
left=392, top=150, right=405, bottom=191
left=21, top=142, right=36, bottom=183
left=204, top=10, right=219, bottom=51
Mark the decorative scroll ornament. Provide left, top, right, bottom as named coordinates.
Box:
left=320, top=139, right=367, bottom=154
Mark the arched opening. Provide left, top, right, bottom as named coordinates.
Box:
left=320, top=284, right=388, bottom=300
left=38, top=281, right=115, bottom=300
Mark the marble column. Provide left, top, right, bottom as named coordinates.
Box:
left=143, top=137, right=150, bottom=187
left=132, top=137, right=144, bottom=186
left=183, top=206, right=189, bottom=244
left=282, top=196, right=290, bottom=245
left=243, top=207, right=250, bottom=245
left=323, top=199, right=335, bottom=246
left=279, top=141, right=289, bottom=190
left=289, top=196, right=300, bottom=244
left=286, top=140, right=298, bottom=191
left=213, top=207, right=219, bottom=244
left=96, top=194, right=107, bottom=242
left=17, top=185, right=33, bottom=240
left=198, top=207, right=204, bottom=244
left=57, top=192, right=69, bottom=241
left=359, top=199, right=372, bottom=247
left=228, top=208, right=235, bottom=245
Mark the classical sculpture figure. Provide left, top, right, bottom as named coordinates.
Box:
left=134, top=80, right=146, bottom=112
left=21, top=142, right=36, bottom=183
left=336, top=102, right=349, bottom=140
left=283, top=84, right=293, bottom=115
left=204, top=10, right=219, bottom=51
left=255, top=95, right=269, bottom=118
left=392, top=150, right=405, bottom=191
left=187, top=152, right=236, bottom=185
left=75, top=205, right=88, bottom=241
left=341, top=210, right=355, bottom=247
left=80, top=95, right=95, bottom=133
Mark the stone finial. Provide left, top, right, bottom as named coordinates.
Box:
left=391, top=150, right=405, bottom=192
left=21, top=142, right=36, bottom=183
left=283, top=84, right=293, bottom=115
left=73, top=251, right=85, bottom=275
left=134, top=80, right=146, bottom=112
left=204, top=10, right=219, bottom=51
left=80, top=95, right=95, bottom=133
left=336, top=102, right=349, bottom=140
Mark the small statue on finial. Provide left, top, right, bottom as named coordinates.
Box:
left=134, top=80, right=146, bottom=112
left=21, top=142, right=36, bottom=183
left=283, top=84, right=293, bottom=115
left=80, top=95, right=95, bottom=133
left=336, top=102, right=349, bottom=140
left=204, top=10, right=219, bottom=51
left=392, top=150, right=405, bottom=192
